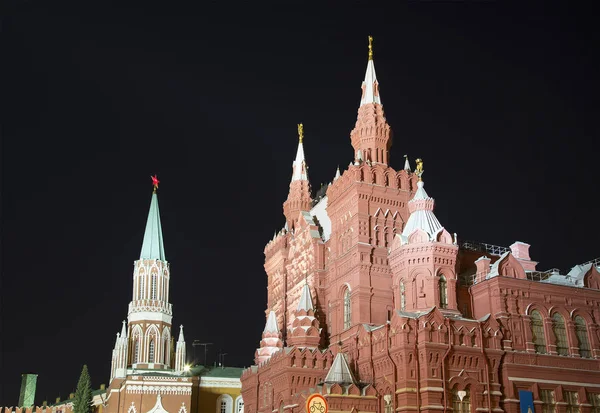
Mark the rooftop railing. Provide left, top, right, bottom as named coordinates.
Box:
left=459, top=240, right=509, bottom=256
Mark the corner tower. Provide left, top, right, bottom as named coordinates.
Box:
left=127, top=176, right=173, bottom=369
left=350, top=36, right=392, bottom=165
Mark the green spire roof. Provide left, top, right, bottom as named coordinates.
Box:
left=140, top=192, right=166, bottom=261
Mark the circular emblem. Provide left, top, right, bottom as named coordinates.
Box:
left=306, top=393, right=328, bottom=413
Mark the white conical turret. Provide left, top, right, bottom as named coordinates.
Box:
left=334, top=166, right=341, bottom=181
left=360, top=36, right=382, bottom=107
left=404, top=155, right=411, bottom=171
left=255, top=311, right=283, bottom=365
left=291, top=123, right=308, bottom=182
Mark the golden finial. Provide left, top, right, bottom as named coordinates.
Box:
left=298, top=123, right=304, bottom=143
left=368, top=36, right=373, bottom=60
left=415, top=158, right=424, bottom=181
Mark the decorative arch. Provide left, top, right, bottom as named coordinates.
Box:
left=131, top=325, right=143, bottom=364
left=162, top=327, right=171, bottom=366
left=216, top=394, right=233, bottom=413
left=145, top=324, right=160, bottom=364
left=497, top=253, right=526, bottom=279
left=584, top=265, right=600, bottom=289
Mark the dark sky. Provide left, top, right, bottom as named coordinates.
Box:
left=2, top=2, right=599, bottom=407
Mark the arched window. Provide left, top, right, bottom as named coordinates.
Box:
left=531, top=310, right=546, bottom=354
left=235, top=397, right=244, bottom=413
left=452, top=387, right=471, bottom=413
left=552, top=313, right=568, bottom=355
left=149, top=339, right=155, bottom=363
left=216, top=395, right=233, bottom=413
left=575, top=316, right=591, bottom=358
left=439, top=276, right=448, bottom=309
left=400, top=281, right=406, bottom=311
left=344, top=289, right=351, bottom=330
left=279, top=402, right=284, bottom=413
left=151, top=273, right=157, bottom=300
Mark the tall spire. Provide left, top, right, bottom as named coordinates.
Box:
left=351, top=37, right=392, bottom=165
left=175, top=325, right=186, bottom=372
left=283, top=124, right=312, bottom=229
left=140, top=176, right=166, bottom=261
left=292, top=123, right=308, bottom=181
left=360, top=36, right=381, bottom=107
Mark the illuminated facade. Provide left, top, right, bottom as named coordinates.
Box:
left=240, top=39, right=600, bottom=413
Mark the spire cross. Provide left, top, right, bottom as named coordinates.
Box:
left=415, top=158, right=424, bottom=181
left=151, top=175, right=160, bottom=192
left=368, top=36, right=373, bottom=60
left=298, top=123, right=304, bottom=143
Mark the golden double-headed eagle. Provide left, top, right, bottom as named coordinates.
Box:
left=415, top=158, right=424, bottom=180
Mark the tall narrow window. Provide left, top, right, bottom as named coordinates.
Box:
left=564, top=391, right=580, bottom=413
left=452, top=387, right=471, bottom=413
left=151, top=273, right=157, bottom=300
left=134, top=339, right=140, bottom=363
left=552, top=313, right=568, bottom=355
left=541, top=390, right=556, bottom=413
left=439, top=276, right=448, bottom=309
left=344, top=289, right=351, bottom=330
left=575, top=316, right=591, bottom=358
left=531, top=310, right=546, bottom=354
left=236, top=399, right=244, bottom=413
left=149, top=339, right=155, bottom=363
left=220, top=401, right=227, bottom=413
left=164, top=338, right=169, bottom=365
left=400, top=281, right=406, bottom=311
left=588, top=393, right=600, bottom=413
left=139, top=276, right=145, bottom=300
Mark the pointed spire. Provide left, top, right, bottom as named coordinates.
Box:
left=324, top=353, right=357, bottom=384
left=334, top=166, right=341, bottom=181
left=401, top=159, right=444, bottom=240
left=292, top=124, right=308, bottom=182
left=264, top=310, right=279, bottom=334
left=178, top=325, right=185, bottom=342
left=120, top=320, right=127, bottom=339
left=297, top=283, right=314, bottom=312
left=140, top=177, right=166, bottom=261
left=360, top=36, right=381, bottom=107
left=404, top=155, right=411, bottom=171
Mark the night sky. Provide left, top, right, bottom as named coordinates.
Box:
left=2, top=2, right=599, bottom=407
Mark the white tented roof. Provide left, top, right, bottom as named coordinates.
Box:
left=310, top=196, right=332, bottom=242
left=324, top=352, right=357, bottom=384
left=360, top=59, right=381, bottom=107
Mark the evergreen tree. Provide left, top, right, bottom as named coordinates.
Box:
left=73, top=365, right=93, bottom=413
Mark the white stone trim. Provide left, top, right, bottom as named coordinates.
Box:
left=508, top=377, right=600, bottom=387
left=126, top=385, right=192, bottom=395
left=128, top=312, right=173, bottom=323
left=199, top=377, right=241, bottom=388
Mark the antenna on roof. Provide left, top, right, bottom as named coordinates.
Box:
left=192, top=341, right=213, bottom=366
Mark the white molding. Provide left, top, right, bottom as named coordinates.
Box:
left=128, top=312, right=173, bottom=323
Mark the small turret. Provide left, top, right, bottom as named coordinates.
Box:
left=255, top=311, right=283, bottom=365
left=287, top=283, right=322, bottom=348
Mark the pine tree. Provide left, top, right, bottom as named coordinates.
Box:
left=73, top=365, right=93, bottom=413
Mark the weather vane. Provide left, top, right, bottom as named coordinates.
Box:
left=151, top=175, right=160, bottom=192
left=298, top=123, right=304, bottom=143
left=415, top=159, right=424, bottom=181
left=368, top=35, right=373, bottom=60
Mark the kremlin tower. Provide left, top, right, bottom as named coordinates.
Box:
left=109, top=176, right=186, bottom=379
left=241, top=37, right=600, bottom=413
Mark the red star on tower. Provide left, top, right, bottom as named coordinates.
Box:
left=151, top=175, right=160, bottom=192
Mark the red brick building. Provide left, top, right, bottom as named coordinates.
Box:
left=240, top=39, right=600, bottom=413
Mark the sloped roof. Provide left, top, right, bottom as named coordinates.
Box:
left=140, top=192, right=166, bottom=261
left=324, top=353, right=357, bottom=384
